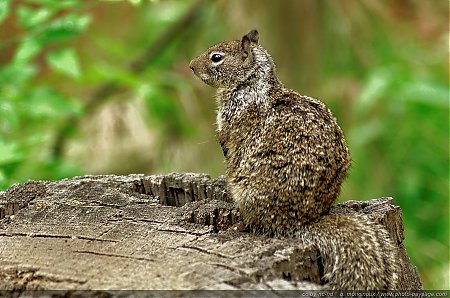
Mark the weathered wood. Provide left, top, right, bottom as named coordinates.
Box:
left=0, top=173, right=422, bottom=291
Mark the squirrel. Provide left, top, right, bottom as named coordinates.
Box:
left=189, top=29, right=399, bottom=290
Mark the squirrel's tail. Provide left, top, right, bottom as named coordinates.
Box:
left=300, top=213, right=400, bottom=290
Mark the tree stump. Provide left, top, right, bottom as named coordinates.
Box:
left=0, top=173, right=422, bottom=292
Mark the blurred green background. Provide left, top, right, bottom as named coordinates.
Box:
left=0, top=0, right=448, bottom=289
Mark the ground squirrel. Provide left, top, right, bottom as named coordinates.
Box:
left=190, top=30, right=399, bottom=290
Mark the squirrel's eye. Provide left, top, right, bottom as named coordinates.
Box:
left=211, top=53, right=223, bottom=63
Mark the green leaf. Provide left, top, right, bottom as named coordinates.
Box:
left=100, top=0, right=143, bottom=5
left=128, top=0, right=142, bottom=5
left=0, top=100, right=19, bottom=133
left=356, top=68, right=392, bottom=115
left=25, top=0, right=80, bottom=10
left=25, top=87, right=82, bottom=118
left=398, top=81, right=449, bottom=107
left=0, top=0, right=10, bottom=24
left=13, top=37, right=42, bottom=64
left=0, top=63, right=37, bottom=90
left=0, top=141, right=24, bottom=166
left=17, top=5, right=53, bottom=29
left=39, top=14, right=91, bottom=45
left=46, top=48, right=81, bottom=78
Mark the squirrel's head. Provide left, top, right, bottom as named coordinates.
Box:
left=189, top=30, right=275, bottom=88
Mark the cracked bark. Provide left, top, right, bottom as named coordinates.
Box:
left=0, top=173, right=422, bottom=291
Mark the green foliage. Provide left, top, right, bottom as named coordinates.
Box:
left=351, top=69, right=448, bottom=288
left=1, top=0, right=199, bottom=189
left=0, top=0, right=11, bottom=24
left=0, top=0, right=88, bottom=188
left=47, top=48, right=81, bottom=78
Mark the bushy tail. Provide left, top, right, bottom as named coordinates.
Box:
left=299, top=213, right=399, bottom=290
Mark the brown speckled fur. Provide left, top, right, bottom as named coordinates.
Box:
left=190, top=30, right=399, bottom=290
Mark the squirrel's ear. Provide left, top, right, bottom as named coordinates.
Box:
left=241, top=29, right=259, bottom=60
left=246, top=30, right=259, bottom=44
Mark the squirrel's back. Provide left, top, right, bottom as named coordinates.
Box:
left=219, top=86, right=350, bottom=235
